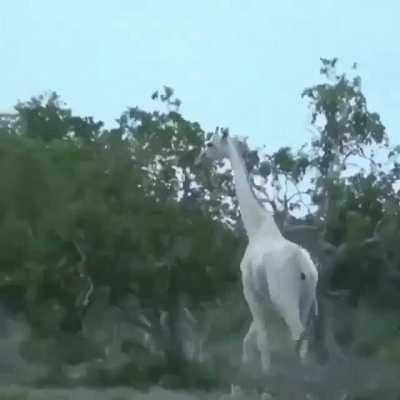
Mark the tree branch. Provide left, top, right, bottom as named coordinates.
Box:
left=72, top=239, right=94, bottom=309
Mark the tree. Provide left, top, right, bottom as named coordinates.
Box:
left=0, top=89, right=243, bottom=382
left=1, top=59, right=399, bottom=393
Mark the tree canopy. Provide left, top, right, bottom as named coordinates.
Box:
left=0, top=60, right=399, bottom=396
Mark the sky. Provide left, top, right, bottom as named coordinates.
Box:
left=1, top=1, right=399, bottom=151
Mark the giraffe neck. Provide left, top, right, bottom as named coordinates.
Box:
left=227, top=138, right=281, bottom=240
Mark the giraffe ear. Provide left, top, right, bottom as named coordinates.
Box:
left=221, top=128, right=229, bottom=139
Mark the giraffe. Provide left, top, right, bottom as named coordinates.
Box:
left=196, top=128, right=319, bottom=373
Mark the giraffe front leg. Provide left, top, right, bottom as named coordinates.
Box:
left=243, top=284, right=271, bottom=373
left=241, top=321, right=257, bottom=365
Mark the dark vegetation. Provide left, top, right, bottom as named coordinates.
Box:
left=0, top=59, right=399, bottom=399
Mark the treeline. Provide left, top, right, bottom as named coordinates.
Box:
left=0, top=59, right=399, bottom=392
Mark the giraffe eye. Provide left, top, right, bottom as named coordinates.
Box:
left=207, top=143, right=213, bottom=148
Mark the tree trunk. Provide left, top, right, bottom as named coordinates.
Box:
left=164, top=265, right=185, bottom=372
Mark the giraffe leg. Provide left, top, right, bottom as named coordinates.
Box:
left=241, top=321, right=258, bottom=365
left=243, top=283, right=271, bottom=373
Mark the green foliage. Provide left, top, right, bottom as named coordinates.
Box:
left=0, top=90, right=243, bottom=382
left=1, top=59, right=400, bottom=391
left=302, top=58, right=386, bottom=158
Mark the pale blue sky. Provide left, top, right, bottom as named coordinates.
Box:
left=1, top=1, right=399, bottom=150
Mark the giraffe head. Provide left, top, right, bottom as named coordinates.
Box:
left=196, top=127, right=231, bottom=164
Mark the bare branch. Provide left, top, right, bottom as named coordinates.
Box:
left=72, top=240, right=87, bottom=273
left=252, top=180, right=278, bottom=213
left=287, top=190, right=311, bottom=203
left=340, top=149, right=358, bottom=169
left=71, top=239, right=94, bottom=310
left=283, top=176, right=289, bottom=210
left=113, top=304, right=153, bottom=333
left=75, top=276, right=94, bottom=308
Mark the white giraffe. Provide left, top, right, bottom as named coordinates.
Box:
left=197, top=129, right=319, bottom=373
